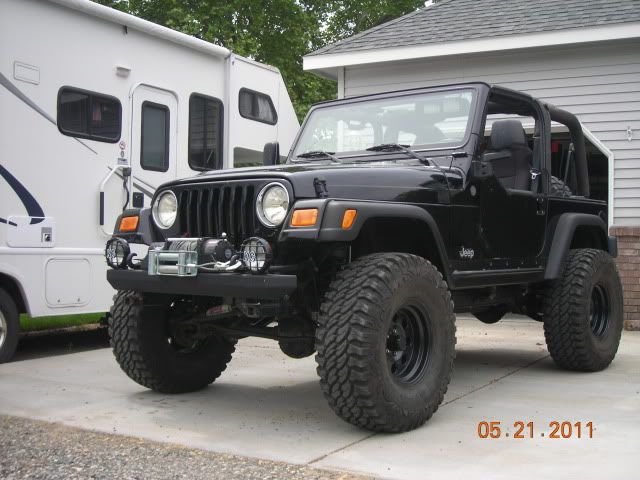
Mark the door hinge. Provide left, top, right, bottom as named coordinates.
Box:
left=536, top=196, right=546, bottom=216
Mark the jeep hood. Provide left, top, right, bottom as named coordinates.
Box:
left=160, top=162, right=460, bottom=203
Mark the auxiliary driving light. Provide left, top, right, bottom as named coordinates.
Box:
left=105, top=237, right=130, bottom=269
left=240, top=237, right=273, bottom=273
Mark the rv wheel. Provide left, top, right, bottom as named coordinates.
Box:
left=0, top=288, right=20, bottom=363
left=109, top=290, right=236, bottom=393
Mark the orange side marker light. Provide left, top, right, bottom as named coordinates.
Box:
left=341, top=209, right=357, bottom=229
left=290, top=209, right=318, bottom=227
left=119, top=216, right=139, bottom=232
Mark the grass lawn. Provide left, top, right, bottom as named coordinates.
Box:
left=19, top=313, right=105, bottom=332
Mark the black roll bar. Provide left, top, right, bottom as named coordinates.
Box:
left=544, top=103, right=590, bottom=197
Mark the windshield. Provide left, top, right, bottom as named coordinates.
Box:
left=292, top=89, right=475, bottom=159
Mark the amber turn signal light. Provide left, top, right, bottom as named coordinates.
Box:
left=119, top=216, right=139, bottom=232
left=341, top=209, right=357, bottom=229
left=290, top=209, right=318, bottom=227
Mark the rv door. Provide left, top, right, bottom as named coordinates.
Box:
left=130, top=85, right=178, bottom=207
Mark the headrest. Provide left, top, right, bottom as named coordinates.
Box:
left=490, top=120, right=527, bottom=150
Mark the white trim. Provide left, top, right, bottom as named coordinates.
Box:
left=46, top=0, right=231, bottom=59
left=304, top=23, right=640, bottom=78
left=582, top=127, right=615, bottom=229
left=234, top=54, right=280, bottom=74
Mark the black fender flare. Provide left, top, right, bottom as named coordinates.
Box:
left=112, top=207, right=156, bottom=244
left=279, top=199, right=452, bottom=283
left=544, top=213, right=615, bottom=280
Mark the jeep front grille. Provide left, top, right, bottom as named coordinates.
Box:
left=175, top=182, right=258, bottom=246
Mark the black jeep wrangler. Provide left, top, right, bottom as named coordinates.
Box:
left=106, top=83, right=622, bottom=433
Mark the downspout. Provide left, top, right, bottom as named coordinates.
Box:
left=337, top=67, right=345, bottom=99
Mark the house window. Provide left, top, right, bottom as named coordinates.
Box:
left=239, top=88, right=277, bottom=125
left=141, top=101, right=169, bottom=172
left=57, top=87, right=121, bottom=142
left=189, top=94, right=224, bottom=170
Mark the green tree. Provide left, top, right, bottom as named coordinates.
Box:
left=94, top=0, right=425, bottom=120
left=318, top=1, right=427, bottom=45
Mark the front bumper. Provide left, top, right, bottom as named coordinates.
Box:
left=107, top=269, right=297, bottom=298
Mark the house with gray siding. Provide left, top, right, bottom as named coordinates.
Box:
left=303, top=0, right=640, bottom=329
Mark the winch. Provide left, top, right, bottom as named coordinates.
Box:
left=167, top=237, right=235, bottom=264
left=140, top=234, right=273, bottom=277
left=147, top=235, right=239, bottom=276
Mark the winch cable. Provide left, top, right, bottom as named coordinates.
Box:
left=195, top=257, right=243, bottom=272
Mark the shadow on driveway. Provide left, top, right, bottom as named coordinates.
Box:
left=14, top=326, right=109, bottom=362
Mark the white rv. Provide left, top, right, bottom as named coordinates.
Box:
left=0, top=0, right=300, bottom=361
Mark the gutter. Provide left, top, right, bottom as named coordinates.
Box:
left=47, top=0, right=231, bottom=59
left=304, top=22, right=640, bottom=78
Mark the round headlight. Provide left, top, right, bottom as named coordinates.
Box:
left=257, top=182, right=290, bottom=227
left=152, top=190, right=177, bottom=229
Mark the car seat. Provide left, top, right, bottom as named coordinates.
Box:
left=486, top=119, right=533, bottom=190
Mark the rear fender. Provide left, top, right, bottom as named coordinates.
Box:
left=544, top=213, right=614, bottom=280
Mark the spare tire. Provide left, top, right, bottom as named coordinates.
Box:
left=550, top=176, right=572, bottom=197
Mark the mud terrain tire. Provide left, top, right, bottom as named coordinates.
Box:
left=316, top=253, right=456, bottom=433
left=550, top=175, right=572, bottom=197
left=109, top=290, right=236, bottom=393
left=543, top=249, right=623, bottom=371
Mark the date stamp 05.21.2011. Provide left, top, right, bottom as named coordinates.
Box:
left=477, top=421, right=595, bottom=439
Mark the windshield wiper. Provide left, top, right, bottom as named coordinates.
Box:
left=293, top=150, right=341, bottom=163
left=365, top=144, right=434, bottom=166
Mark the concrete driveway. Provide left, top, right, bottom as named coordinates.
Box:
left=1, top=317, right=638, bottom=479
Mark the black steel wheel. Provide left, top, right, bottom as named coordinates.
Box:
left=590, top=284, right=610, bottom=338
left=386, top=305, right=431, bottom=383
left=316, top=253, right=456, bottom=433
left=543, top=249, right=623, bottom=371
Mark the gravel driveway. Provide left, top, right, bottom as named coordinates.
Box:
left=0, top=416, right=369, bottom=480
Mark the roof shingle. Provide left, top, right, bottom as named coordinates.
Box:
left=308, top=0, right=640, bottom=56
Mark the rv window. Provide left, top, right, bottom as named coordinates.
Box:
left=239, top=88, right=277, bottom=125
left=141, top=102, right=169, bottom=172
left=189, top=94, right=223, bottom=170
left=57, top=87, right=121, bottom=142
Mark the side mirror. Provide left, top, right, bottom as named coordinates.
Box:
left=263, top=141, right=279, bottom=166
